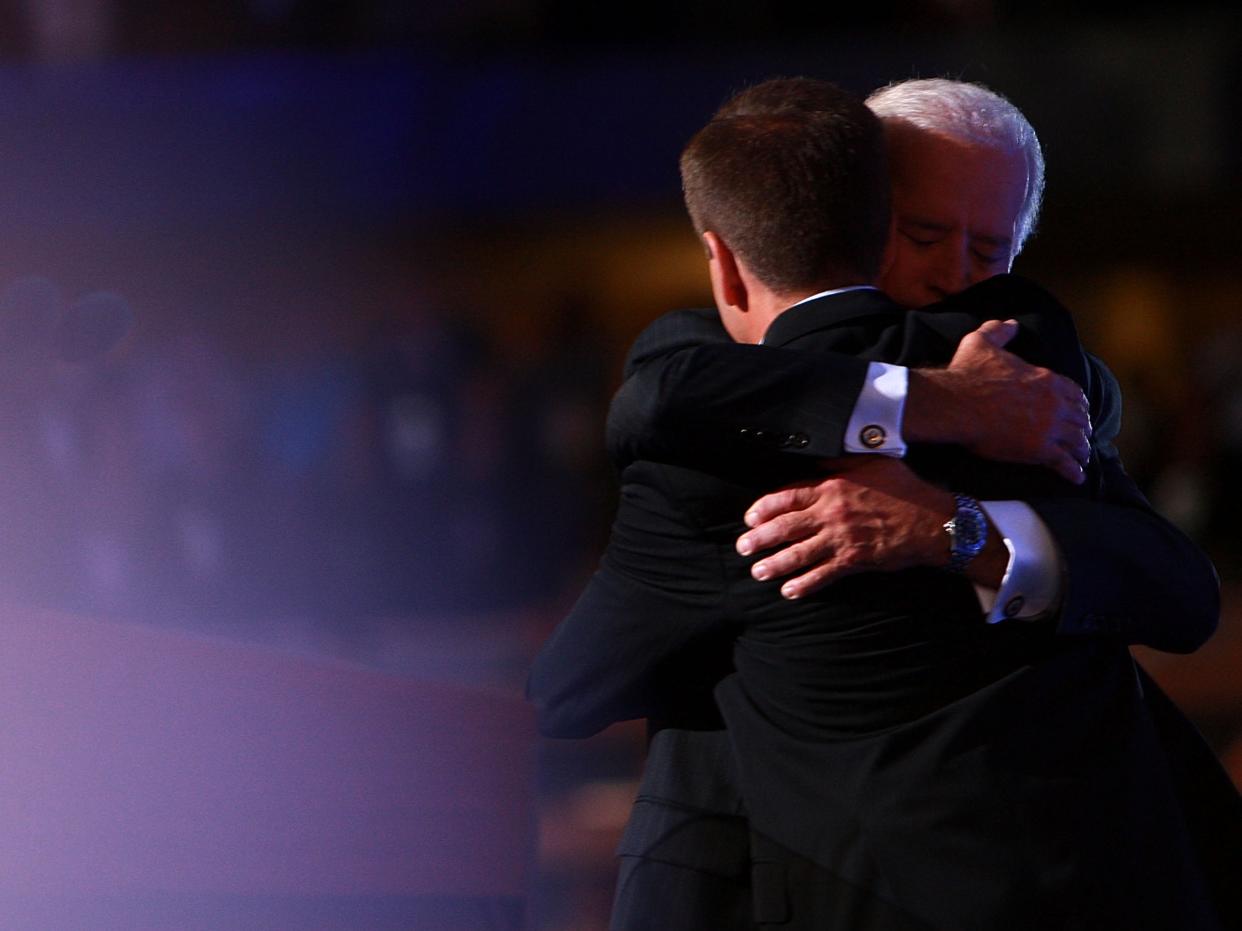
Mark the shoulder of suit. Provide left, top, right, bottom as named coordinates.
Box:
left=623, top=307, right=729, bottom=376
left=940, top=273, right=1079, bottom=333
left=1083, top=349, right=1123, bottom=436
left=762, top=287, right=903, bottom=348
left=960, top=273, right=1070, bottom=314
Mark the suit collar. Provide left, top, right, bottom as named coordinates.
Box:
left=762, top=287, right=901, bottom=348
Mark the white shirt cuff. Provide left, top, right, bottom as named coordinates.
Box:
left=974, top=500, right=1064, bottom=624
left=843, top=362, right=908, bottom=457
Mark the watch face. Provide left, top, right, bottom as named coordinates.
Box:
left=947, top=495, right=987, bottom=571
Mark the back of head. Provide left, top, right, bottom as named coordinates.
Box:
left=866, top=78, right=1045, bottom=254
left=680, top=77, right=890, bottom=295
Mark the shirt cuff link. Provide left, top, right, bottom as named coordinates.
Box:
left=859, top=424, right=886, bottom=449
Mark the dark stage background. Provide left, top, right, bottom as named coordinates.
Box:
left=0, top=2, right=1237, bottom=929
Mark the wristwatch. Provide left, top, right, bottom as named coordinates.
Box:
left=943, top=493, right=987, bottom=573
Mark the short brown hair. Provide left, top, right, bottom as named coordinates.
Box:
left=680, top=78, right=889, bottom=294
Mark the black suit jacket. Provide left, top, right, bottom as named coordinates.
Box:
left=530, top=276, right=1233, bottom=929
left=607, top=278, right=1218, bottom=651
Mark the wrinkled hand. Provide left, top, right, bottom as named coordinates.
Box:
left=736, top=457, right=955, bottom=599
left=906, top=319, right=1091, bottom=484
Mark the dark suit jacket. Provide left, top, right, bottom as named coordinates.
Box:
left=529, top=276, right=1233, bottom=929
left=607, top=279, right=1218, bottom=651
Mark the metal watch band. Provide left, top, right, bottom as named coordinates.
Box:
left=943, top=493, right=987, bottom=573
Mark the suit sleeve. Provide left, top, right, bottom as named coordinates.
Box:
left=526, top=468, right=734, bottom=738
left=901, top=303, right=1220, bottom=653
left=606, top=283, right=1219, bottom=654
left=607, top=309, right=869, bottom=471
left=1027, top=354, right=1219, bottom=652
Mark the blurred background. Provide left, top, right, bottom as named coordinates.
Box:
left=0, top=1, right=1237, bottom=929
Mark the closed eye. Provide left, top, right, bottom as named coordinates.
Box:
left=970, top=235, right=1012, bottom=266
left=971, top=248, right=1007, bottom=264
left=900, top=229, right=941, bottom=247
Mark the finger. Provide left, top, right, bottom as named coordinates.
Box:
left=1049, top=373, right=1084, bottom=400
left=1057, top=408, right=1091, bottom=432
left=1049, top=390, right=1091, bottom=431
left=1045, top=447, right=1086, bottom=485
left=752, top=535, right=834, bottom=582
left=1056, top=434, right=1092, bottom=471
left=744, top=484, right=817, bottom=527
left=971, top=318, right=1020, bottom=348
left=1070, top=389, right=1094, bottom=438
left=1068, top=431, right=1092, bottom=462
left=1046, top=373, right=1085, bottom=406
left=737, top=511, right=816, bottom=556
left=779, top=561, right=848, bottom=599
left=778, top=548, right=880, bottom=598
left=1047, top=419, right=1091, bottom=458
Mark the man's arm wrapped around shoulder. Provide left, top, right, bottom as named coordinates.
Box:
left=1028, top=353, right=1219, bottom=652
left=603, top=278, right=1220, bottom=654
left=607, top=308, right=869, bottom=472
left=608, top=282, right=1090, bottom=480
left=527, top=463, right=735, bottom=738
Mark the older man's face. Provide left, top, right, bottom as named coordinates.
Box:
left=878, top=127, right=1030, bottom=308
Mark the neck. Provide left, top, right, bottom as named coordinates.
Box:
left=723, top=291, right=787, bottom=344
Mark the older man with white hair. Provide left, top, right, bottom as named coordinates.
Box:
left=869, top=77, right=1044, bottom=300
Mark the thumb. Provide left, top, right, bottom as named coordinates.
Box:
left=971, top=318, right=1019, bottom=348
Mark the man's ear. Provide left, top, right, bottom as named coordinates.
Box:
left=704, top=231, right=748, bottom=312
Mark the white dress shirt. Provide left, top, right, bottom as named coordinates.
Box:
left=848, top=361, right=1063, bottom=622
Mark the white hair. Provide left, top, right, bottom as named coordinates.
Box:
left=866, top=78, right=1045, bottom=255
